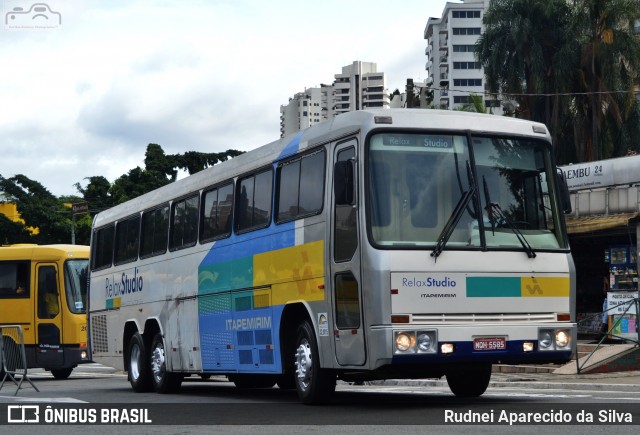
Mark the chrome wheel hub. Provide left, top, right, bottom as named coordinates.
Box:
left=130, top=344, right=141, bottom=380
left=295, top=339, right=312, bottom=390
left=151, top=342, right=166, bottom=384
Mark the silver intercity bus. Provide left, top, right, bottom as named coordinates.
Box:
left=88, top=109, right=575, bottom=404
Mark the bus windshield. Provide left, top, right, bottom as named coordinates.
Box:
left=64, top=259, right=89, bottom=313
left=368, top=132, right=567, bottom=251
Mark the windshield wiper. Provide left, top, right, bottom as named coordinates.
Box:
left=482, top=177, right=497, bottom=234
left=482, top=178, right=536, bottom=259
left=431, top=161, right=477, bottom=261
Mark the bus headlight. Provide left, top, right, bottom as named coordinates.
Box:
left=538, top=328, right=572, bottom=351
left=417, top=331, right=437, bottom=353
left=555, top=329, right=570, bottom=349
left=394, top=331, right=416, bottom=353
left=539, top=330, right=553, bottom=350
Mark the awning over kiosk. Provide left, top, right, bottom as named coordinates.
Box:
left=565, top=212, right=639, bottom=234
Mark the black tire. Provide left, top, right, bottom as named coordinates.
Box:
left=294, top=321, right=335, bottom=404
left=51, top=368, right=73, bottom=380
left=150, top=333, right=183, bottom=394
left=230, top=374, right=276, bottom=389
left=127, top=332, right=152, bottom=392
left=446, top=363, right=492, bottom=397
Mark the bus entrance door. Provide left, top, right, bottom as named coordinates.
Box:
left=331, top=142, right=366, bottom=366
left=34, top=263, right=64, bottom=368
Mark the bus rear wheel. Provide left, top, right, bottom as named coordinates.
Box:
left=150, top=333, right=182, bottom=394
left=294, top=321, right=335, bottom=404
left=51, top=368, right=73, bottom=380
left=127, top=332, right=152, bottom=392
left=446, top=363, right=492, bottom=397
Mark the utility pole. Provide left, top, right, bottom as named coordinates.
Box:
left=70, top=202, right=89, bottom=245
left=405, top=79, right=415, bottom=108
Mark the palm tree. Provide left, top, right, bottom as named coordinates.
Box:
left=476, top=0, right=575, bottom=146
left=570, top=0, right=640, bottom=161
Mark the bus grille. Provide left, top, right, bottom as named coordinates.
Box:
left=91, top=314, right=109, bottom=353
left=411, top=313, right=557, bottom=323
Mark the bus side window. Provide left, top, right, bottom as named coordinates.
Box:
left=92, top=225, right=115, bottom=270
left=236, top=169, right=273, bottom=233
left=0, top=262, right=30, bottom=298
left=38, top=266, right=59, bottom=319
left=170, top=194, right=199, bottom=250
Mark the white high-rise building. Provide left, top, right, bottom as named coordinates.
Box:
left=279, top=86, right=330, bottom=138
left=424, top=0, right=501, bottom=112
left=280, top=61, right=390, bottom=137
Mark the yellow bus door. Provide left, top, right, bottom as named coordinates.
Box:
left=35, top=263, right=64, bottom=368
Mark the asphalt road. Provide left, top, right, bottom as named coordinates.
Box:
left=1, top=364, right=638, bottom=434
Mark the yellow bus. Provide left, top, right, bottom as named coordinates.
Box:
left=0, top=244, right=91, bottom=379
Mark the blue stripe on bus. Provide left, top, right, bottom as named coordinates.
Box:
left=391, top=341, right=572, bottom=364
left=196, top=131, right=304, bottom=374
left=278, top=131, right=303, bottom=160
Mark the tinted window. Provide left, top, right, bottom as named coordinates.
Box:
left=201, top=182, right=233, bottom=242
left=38, top=265, right=59, bottom=319
left=92, top=225, right=114, bottom=270
left=276, top=150, right=325, bottom=223
left=0, top=261, right=30, bottom=299
left=170, top=195, right=199, bottom=250
left=140, top=205, right=169, bottom=258
left=334, top=147, right=357, bottom=262
left=335, top=273, right=360, bottom=329
left=114, top=215, right=140, bottom=265
left=236, top=169, right=273, bottom=233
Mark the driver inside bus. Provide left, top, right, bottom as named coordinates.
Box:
left=16, top=281, right=26, bottom=295
left=39, top=274, right=60, bottom=319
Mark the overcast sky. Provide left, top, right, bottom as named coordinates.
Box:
left=0, top=0, right=449, bottom=197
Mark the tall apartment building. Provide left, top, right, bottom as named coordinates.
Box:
left=424, top=0, right=501, bottom=112
left=280, top=61, right=390, bottom=137
left=279, top=86, right=329, bottom=138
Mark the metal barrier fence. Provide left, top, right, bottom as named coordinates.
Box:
left=0, top=325, right=39, bottom=395
left=576, top=297, right=639, bottom=374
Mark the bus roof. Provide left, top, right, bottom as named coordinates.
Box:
left=0, top=244, right=90, bottom=260
left=92, top=109, right=551, bottom=227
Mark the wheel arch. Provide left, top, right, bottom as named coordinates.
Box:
left=279, top=302, right=313, bottom=373
left=122, top=317, right=162, bottom=371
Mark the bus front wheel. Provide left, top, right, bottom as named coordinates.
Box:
left=150, top=333, right=183, bottom=394
left=294, top=321, right=335, bottom=404
left=446, top=363, right=492, bottom=397
left=50, top=368, right=73, bottom=380
left=127, top=332, right=152, bottom=392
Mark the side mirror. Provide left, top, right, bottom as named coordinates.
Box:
left=556, top=169, right=572, bottom=214
left=334, top=160, right=355, bottom=206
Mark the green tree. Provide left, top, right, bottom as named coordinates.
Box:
left=175, top=149, right=244, bottom=175
left=477, top=0, right=640, bottom=163
left=455, top=94, right=488, bottom=113
left=74, top=176, right=115, bottom=213
left=0, top=213, right=33, bottom=245
left=78, top=144, right=245, bottom=205
left=0, top=174, right=76, bottom=244
left=570, top=0, right=640, bottom=161
left=476, top=0, right=575, bottom=146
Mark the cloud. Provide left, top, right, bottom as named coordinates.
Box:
left=0, top=0, right=448, bottom=196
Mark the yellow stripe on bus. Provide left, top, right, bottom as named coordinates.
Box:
left=254, top=240, right=325, bottom=305
left=520, top=277, right=570, bottom=297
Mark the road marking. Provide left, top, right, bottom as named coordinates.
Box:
left=0, top=396, right=86, bottom=403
